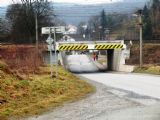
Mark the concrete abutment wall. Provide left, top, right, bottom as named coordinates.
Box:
left=107, top=49, right=135, bottom=72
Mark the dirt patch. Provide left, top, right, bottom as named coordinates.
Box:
left=0, top=45, right=42, bottom=74
left=126, top=44, right=160, bottom=65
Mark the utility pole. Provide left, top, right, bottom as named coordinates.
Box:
left=54, top=27, right=58, bottom=77
left=133, top=10, right=143, bottom=67
left=49, top=34, right=53, bottom=78
left=42, top=26, right=65, bottom=78
left=47, top=29, right=54, bottom=78
left=35, top=13, right=38, bottom=51
left=139, top=10, right=143, bottom=68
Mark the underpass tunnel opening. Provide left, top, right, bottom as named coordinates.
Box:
left=89, top=49, right=114, bottom=71
left=43, top=49, right=115, bottom=73
left=58, top=42, right=124, bottom=73
left=107, top=49, right=114, bottom=71
left=60, top=49, right=108, bottom=73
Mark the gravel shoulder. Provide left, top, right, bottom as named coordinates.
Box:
left=23, top=74, right=160, bottom=120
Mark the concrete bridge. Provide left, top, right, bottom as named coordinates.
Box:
left=56, top=40, right=134, bottom=72
left=43, top=40, right=134, bottom=72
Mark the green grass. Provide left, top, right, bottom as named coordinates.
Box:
left=133, top=65, right=160, bottom=75
left=0, top=65, right=94, bottom=120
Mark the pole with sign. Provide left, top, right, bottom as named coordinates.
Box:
left=42, top=26, right=65, bottom=78
left=42, top=26, right=65, bottom=34
left=53, top=28, right=58, bottom=77
left=46, top=33, right=54, bottom=77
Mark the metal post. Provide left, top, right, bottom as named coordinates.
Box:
left=35, top=13, right=38, bottom=51
left=139, top=14, right=143, bottom=67
left=49, top=33, right=53, bottom=78
left=54, top=28, right=58, bottom=77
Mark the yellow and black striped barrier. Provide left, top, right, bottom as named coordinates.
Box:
left=95, top=44, right=123, bottom=50
left=58, top=44, right=88, bottom=51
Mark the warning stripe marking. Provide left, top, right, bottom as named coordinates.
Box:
left=95, top=44, right=124, bottom=50
left=58, top=44, right=88, bottom=51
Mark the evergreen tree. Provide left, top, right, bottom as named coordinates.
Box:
left=151, top=0, right=160, bottom=29
left=142, top=0, right=160, bottom=40
left=100, top=9, right=107, bottom=39
left=143, top=5, right=152, bottom=40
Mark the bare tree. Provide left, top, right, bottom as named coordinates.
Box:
left=88, top=15, right=100, bottom=40
left=6, top=0, right=54, bottom=43
left=0, top=18, right=11, bottom=42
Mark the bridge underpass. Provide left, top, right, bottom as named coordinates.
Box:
left=56, top=40, right=131, bottom=73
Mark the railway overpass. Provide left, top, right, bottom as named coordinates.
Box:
left=50, top=40, right=134, bottom=72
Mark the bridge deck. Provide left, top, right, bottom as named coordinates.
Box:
left=56, top=40, right=126, bottom=51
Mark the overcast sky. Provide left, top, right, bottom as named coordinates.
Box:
left=0, top=0, right=123, bottom=6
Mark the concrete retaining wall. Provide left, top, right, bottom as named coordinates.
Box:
left=112, top=49, right=135, bottom=72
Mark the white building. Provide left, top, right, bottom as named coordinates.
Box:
left=60, top=35, right=75, bottom=42
left=66, top=25, right=77, bottom=34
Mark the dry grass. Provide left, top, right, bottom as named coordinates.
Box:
left=0, top=45, right=94, bottom=119
left=133, top=65, right=160, bottom=75
left=0, top=45, right=42, bottom=74
left=0, top=64, right=94, bottom=120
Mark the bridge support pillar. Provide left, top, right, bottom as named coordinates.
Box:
left=107, top=49, right=114, bottom=71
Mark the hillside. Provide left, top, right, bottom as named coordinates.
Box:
left=53, top=0, right=149, bottom=24
left=0, top=0, right=149, bottom=25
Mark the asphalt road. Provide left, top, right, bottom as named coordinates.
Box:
left=81, top=73, right=160, bottom=99
left=67, top=54, right=160, bottom=99
left=66, top=55, right=99, bottom=72
left=25, top=55, right=160, bottom=120
left=25, top=73, right=160, bottom=120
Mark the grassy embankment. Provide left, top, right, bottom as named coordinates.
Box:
left=0, top=45, right=94, bottom=120
left=134, top=65, right=160, bottom=75
left=126, top=44, right=160, bottom=75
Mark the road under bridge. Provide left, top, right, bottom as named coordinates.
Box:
left=56, top=40, right=134, bottom=73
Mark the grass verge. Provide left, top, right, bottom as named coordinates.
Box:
left=133, top=65, right=160, bottom=75
left=0, top=63, right=94, bottom=120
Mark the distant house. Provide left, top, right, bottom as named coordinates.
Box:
left=60, top=35, right=75, bottom=42
left=66, top=25, right=77, bottom=34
